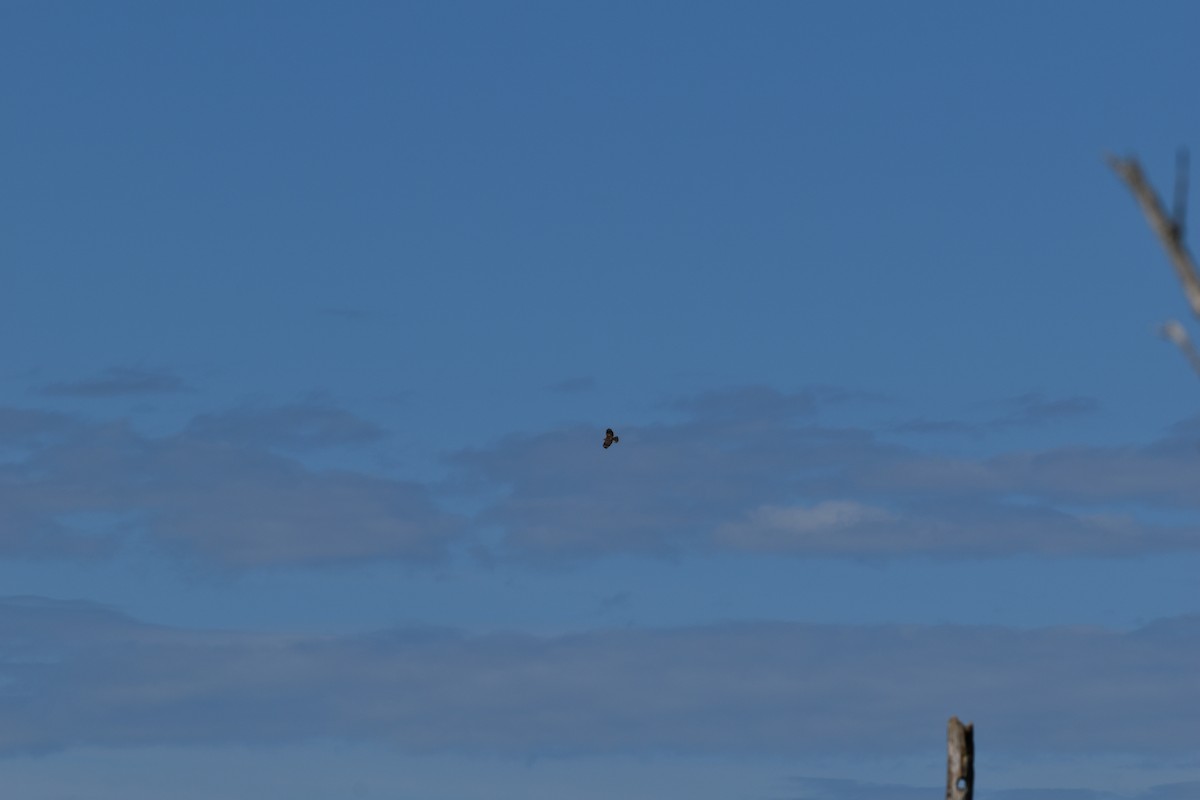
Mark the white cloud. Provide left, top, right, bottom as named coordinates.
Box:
left=715, top=501, right=895, bottom=549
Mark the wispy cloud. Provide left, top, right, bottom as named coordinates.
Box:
left=886, top=417, right=983, bottom=437
left=990, top=392, right=1101, bottom=429
left=40, top=367, right=189, bottom=398
left=714, top=500, right=896, bottom=552
left=1166, top=412, right=1200, bottom=439
left=887, top=392, right=1101, bottom=438
left=0, top=406, right=458, bottom=567
left=597, top=590, right=631, bottom=612
left=0, top=598, right=1195, bottom=760
left=3, top=384, right=1198, bottom=567
left=666, top=385, right=879, bottom=421
left=0, top=407, right=81, bottom=448
left=185, top=401, right=387, bottom=450
left=454, top=387, right=1200, bottom=561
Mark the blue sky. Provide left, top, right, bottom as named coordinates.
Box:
left=3, top=2, right=1200, bottom=798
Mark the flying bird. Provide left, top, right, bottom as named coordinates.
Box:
left=603, top=428, right=619, bottom=449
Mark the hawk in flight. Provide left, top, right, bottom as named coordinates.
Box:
left=603, top=428, right=619, bottom=449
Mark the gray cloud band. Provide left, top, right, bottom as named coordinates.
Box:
left=0, top=598, right=1196, bottom=759
left=0, top=386, right=1197, bottom=567
left=0, top=405, right=459, bottom=566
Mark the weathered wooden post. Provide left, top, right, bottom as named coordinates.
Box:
left=946, top=716, right=974, bottom=800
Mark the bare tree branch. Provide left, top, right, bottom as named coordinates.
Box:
left=1107, top=153, right=1200, bottom=320
left=1161, top=320, right=1200, bottom=377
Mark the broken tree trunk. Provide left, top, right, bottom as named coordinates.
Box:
left=946, top=716, right=974, bottom=800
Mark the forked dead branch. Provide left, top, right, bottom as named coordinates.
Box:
left=1108, top=151, right=1200, bottom=375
